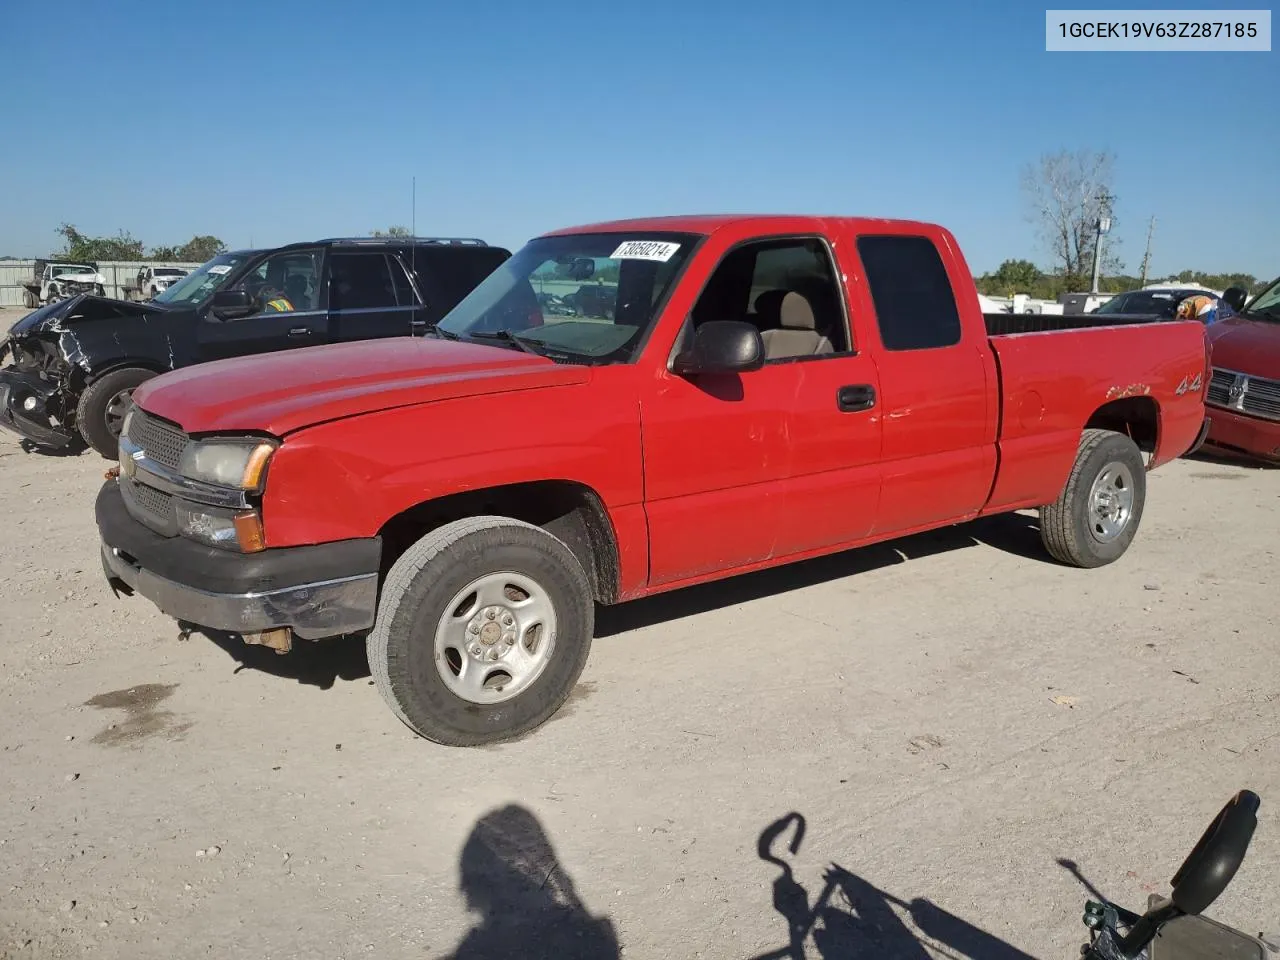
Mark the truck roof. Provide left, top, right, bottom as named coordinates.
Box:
left=540, top=213, right=947, bottom=238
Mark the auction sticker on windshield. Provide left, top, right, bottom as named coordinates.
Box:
left=610, top=240, right=681, bottom=262
left=208, top=265, right=233, bottom=275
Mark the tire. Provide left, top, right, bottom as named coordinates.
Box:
left=1040, top=428, right=1147, bottom=568
left=75, top=367, right=157, bottom=460
left=368, top=516, right=595, bottom=747
left=96, top=284, right=106, bottom=297
left=23, top=290, right=36, bottom=309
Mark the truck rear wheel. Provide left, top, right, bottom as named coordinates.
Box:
left=367, top=516, right=594, bottom=747
left=76, top=367, right=157, bottom=460
left=1040, top=428, right=1147, bottom=568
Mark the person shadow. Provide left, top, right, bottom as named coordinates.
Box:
left=752, top=812, right=1038, bottom=960
left=436, top=804, right=620, bottom=960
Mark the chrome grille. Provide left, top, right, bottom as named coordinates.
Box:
left=120, top=476, right=177, bottom=535
left=1206, top=367, right=1280, bottom=423
left=1206, top=368, right=1234, bottom=407
left=128, top=409, right=189, bottom=470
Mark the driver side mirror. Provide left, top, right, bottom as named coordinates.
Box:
left=672, top=320, right=764, bottom=376
left=1170, top=789, right=1260, bottom=916
left=1222, top=286, right=1249, bottom=313
left=210, top=289, right=256, bottom=320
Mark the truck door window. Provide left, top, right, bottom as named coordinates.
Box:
left=690, top=237, right=849, bottom=362
left=328, top=252, right=399, bottom=311
left=857, top=235, right=962, bottom=351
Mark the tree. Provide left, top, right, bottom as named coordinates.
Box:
left=1021, top=149, right=1124, bottom=290
left=371, top=225, right=411, bottom=237
left=55, top=223, right=146, bottom=262
left=151, top=235, right=228, bottom=262
left=976, top=259, right=1043, bottom=297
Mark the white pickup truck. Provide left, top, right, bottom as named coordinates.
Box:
left=20, top=261, right=107, bottom=308
left=120, top=265, right=189, bottom=301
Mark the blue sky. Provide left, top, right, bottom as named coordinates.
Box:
left=1, top=0, right=1276, bottom=278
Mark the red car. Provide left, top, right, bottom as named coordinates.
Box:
left=95, top=214, right=1210, bottom=746
left=1203, top=275, right=1280, bottom=463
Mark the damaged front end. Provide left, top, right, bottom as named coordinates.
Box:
left=0, top=294, right=151, bottom=448
left=0, top=331, right=78, bottom=447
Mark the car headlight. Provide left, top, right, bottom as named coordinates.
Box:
left=174, top=501, right=266, bottom=553
left=179, top=438, right=277, bottom=491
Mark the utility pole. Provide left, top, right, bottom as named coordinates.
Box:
left=1139, top=216, right=1156, bottom=287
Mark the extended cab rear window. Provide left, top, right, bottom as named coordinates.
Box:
left=857, top=235, right=962, bottom=351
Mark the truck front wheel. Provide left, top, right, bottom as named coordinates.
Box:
left=76, top=367, right=157, bottom=459
left=368, top=516, right=595, bottom=746
left=1039, top=428, right=1147, bottom=568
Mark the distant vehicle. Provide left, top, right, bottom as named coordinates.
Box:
left=121, top=266, right=190, bottom=301
left=1093, top=286, right=1220, bottom=319
left=20, top=260, right=107, bottom=308
left=0, top=236, right=510, bottom=458
left=94, top=212, right=1211, bottom=746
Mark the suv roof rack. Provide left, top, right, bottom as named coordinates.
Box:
left=321, top=236, right=488, bottom=247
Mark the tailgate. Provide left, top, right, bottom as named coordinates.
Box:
left=983, top=320, right=1208, bottom=512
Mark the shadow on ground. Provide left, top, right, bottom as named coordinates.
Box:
left=751, top=812, right=1038, bottom=960
left=434, top=804, right=619, bottom=960
left=193, top=511, right=1045, bottom=688
left=596, top=510, right=1045, bottom=637
left=429, top=805, right=1041, bottom=959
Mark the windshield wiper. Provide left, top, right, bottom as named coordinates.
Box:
left=466, top=329, right=545, bottom=356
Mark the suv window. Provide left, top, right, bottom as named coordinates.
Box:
left=240, top=250, right=321, bottom=313
left=328, top=252, right=399, bottom=311
left=690, top=237, right=849, bottom=361
left=857, top=235, right=961, bottom=351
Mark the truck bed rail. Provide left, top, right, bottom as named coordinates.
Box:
left=984, top=312, right=1169, bottom=337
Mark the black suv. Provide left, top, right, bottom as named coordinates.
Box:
left=0, top=236, right=510, bottom=459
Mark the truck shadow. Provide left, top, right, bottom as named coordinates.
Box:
left=596, top=510, right=1044, bottom=638
left=188, top=511, right=1043, bottom=688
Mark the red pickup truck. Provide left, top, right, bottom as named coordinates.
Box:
left=96, top=214, right=1211, bottom=747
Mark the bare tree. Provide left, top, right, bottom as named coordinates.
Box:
left=1021, top=150, right=1123, bottom=288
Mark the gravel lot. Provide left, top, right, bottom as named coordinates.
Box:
left=1, top=372, right=1277, bottom=958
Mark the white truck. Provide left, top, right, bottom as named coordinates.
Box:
left=120, top=265, right=189, bottom=301
left=20, top=261, right=107, bottom=308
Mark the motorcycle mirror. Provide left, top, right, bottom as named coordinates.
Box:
left=1170, top=790, right=1260, bottom=916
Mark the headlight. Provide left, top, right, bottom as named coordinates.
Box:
left=179, top=438, right=277, bottom=490
left=174, top=501, right=266, bottom=553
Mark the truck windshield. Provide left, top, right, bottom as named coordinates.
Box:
left=1242, top=277, right=1280, bottom=321
left=436, top=232, right=700, bottom=362
left=154, top=268, right=186, bottom=277
left=152, top=254, right=247, bottom=307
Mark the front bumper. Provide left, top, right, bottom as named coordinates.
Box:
left=1202, top=406, right=1280, bottom=463
left=96, top=480, right=382, bottom=640
left=0, top=367, right=75, bottom=447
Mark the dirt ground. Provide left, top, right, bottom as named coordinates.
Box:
left=1, top=392, right=1277, bottom=958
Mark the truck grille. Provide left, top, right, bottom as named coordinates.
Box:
left=120, top=476, right=177, bottom=536
left=1206, top=367, right=1280, bottom=422
left=128, top=409, right=189, bottom=470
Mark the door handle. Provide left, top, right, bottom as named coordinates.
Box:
left=837, top=384, right=876, bottom=412
left=288, top=326, right=311, bottom=337
left=409, top=318, right=427, bottom=327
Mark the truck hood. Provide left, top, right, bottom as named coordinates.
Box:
left=7, top=295, right=160, bottom=337
left=60, top=271, right=105, bottom=283
left=131, top=336, right=591, bottom=437
left=1208, top=316, right=1280, bottom=373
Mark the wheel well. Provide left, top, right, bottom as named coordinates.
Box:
left=71, top=361, right=168, bottom=394
left=1085, top=397, right=1159, bottom=454
left=376, top=481, right=621, bottom=604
